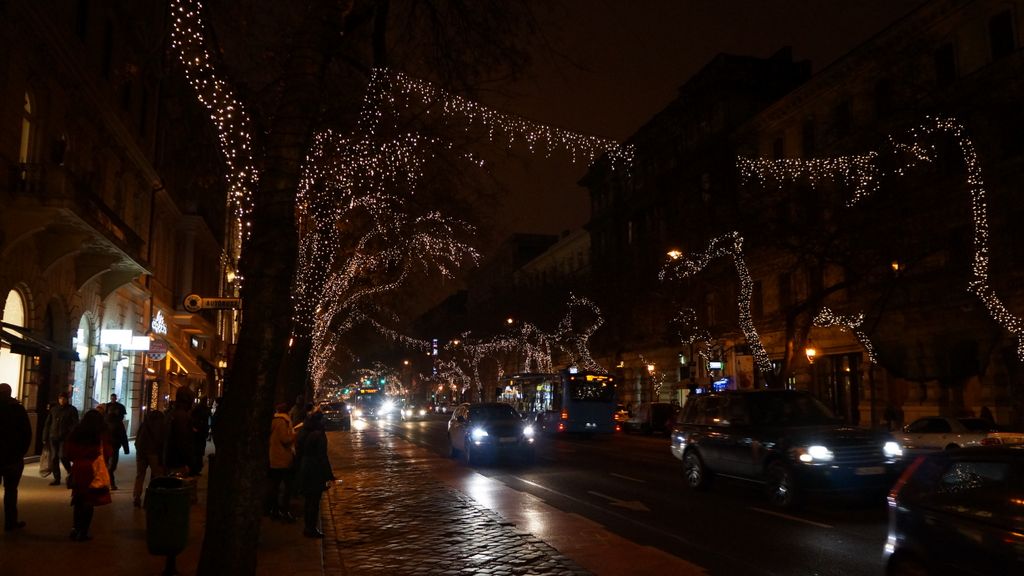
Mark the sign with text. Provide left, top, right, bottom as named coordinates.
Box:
left=183, top=293, right=242, bottom=313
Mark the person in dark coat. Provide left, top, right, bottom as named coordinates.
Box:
left=103, top=393, right=130, bottom=490
left=295, top=411, right=335, bottom=538
left=165, top=388, right=195, bottom=476
left=132, top=408, right=166, bottom=507
left=42, top=391, right=79, bottom=485
left=0, top=383, right=31, bottom=531
left=189, top=398, right=211, bottom=476
left=64, top=410, right=113, bottom=541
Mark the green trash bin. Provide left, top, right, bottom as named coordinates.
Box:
left=146, top=476, right=191, bottom=557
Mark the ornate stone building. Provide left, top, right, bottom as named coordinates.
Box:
left=0, top=0, right=233, bottom=451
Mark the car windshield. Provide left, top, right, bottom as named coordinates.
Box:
left=747, top=393, right=839, bottom=426
left=469, top=404, right=520, bottom=421
left=958, top=418, right=996, bottom=432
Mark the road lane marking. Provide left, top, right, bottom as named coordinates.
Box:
left=750, top=507, right=833, bottom=529
left=610, top=472, right=646, bottom=483
left=587, top=490, right=651, bottom=511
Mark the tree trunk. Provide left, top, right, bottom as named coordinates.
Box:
left=197, top=2, right=339, bottom=574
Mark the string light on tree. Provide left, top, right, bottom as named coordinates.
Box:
left=812, top=308, right=877, bottom=364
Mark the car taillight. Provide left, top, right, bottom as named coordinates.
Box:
left=980, top=437, right=1002, bottom=446
left=615, top=424, right=621, bottom=432
left=888, top=455, right=926, bottom=506
left=560, top=409, right=569, bottom=420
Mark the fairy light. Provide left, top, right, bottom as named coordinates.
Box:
left=813, top=308, right=877, bottom=364
left=660, top=232, right=772, bottom=373
left=362, top=69, right=634, bottom=171
left=553, top=294, right=607, bottom=373
left=736, top=116, right=1023, bottom=359
left=170, top=0, right=257, bottom=266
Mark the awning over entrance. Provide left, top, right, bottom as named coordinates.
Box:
left=0, top=322, right=80, bottom=361
left=165, top=340, right=206, bottom=379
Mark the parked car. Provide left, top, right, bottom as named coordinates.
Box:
left=320, top=401, right=350, bottom=431
left=448, top=402, right=536, bottom=465
left=671, top=390, right=903, bottom=508
left=884, top=446, right=1024, bottom=575
left=897, top=416, right=1024, bottom=456
left=624, top=402, right=680, bottom=435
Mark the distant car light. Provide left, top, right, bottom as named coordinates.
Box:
left=418, top=408, right=426, bottom=416
left=381, top=400, right=395, bottom=414
left=353, top=408, right=364, bottom=418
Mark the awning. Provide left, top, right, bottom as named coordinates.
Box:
left=0, top=322, right=80, bottom=361
left=165, top=339, right=207, bottom=379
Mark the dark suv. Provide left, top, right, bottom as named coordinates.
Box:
left=671, top=390, right=902, bottom=507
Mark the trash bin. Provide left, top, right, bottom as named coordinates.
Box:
left=146, top=476, right=191, bottom=557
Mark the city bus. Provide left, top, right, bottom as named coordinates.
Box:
left=501, top=369, right=618, bottom=435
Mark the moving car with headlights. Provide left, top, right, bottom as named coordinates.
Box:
left=671, top=390, right=902, bottom=508
left=897, top=416, right=1024, bottom=456
left=401, top=403, right=430, bottom=421
left=448, top=402, right=536, bottom=465
left=884, top=446, right=1024, bottom=575
left=320, top=401, right=350, bottom=431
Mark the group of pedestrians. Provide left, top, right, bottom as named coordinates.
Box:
left=266, top=397, right=335, bottom=538
left=0, top=385, right=213, bottom=542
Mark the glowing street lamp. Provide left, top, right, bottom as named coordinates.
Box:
left=667, top=249, right=683, bottom=260
left=805, top=339, right=817, bottom=364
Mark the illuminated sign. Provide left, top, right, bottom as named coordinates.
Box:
left=151, top=310, right=168, bottom=335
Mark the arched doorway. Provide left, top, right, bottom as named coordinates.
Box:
left=0, top=289, right=27, bottom=401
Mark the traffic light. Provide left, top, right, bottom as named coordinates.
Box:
left=379, top=377, right=386, bottom=385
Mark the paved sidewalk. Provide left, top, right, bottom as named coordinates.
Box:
left=1, top=446, right=321, bottom=576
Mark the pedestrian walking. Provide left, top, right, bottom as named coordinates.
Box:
left=132, top=408, right=166, bottom=508
left=295, top=411, right=335, bottom=538
left=104, top=393, right=130, bottom=490
left=189, top=397, right=211, bottom=476
left=64, top=409, right=113, bottom=541
left=42, top=391, right=79, bottom=486
left=0, top=383, right=31, bottom=532
left=164, top=388, right=194, bottom=476
left=265, top=402, right=296, bottom=522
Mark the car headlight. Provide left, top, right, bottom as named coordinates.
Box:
left=418, top=408, right=426, bottom=416
left=794, top=445, right=834, bottom=463
left=883, top=441, right=903, bottom=458
left=471, top=428, right=489, bottom=441
left=381, top=400, right=394, bottom=414
left=523, top=425, right=535, bottom=438
left=353, top=408, right=363, bottom=418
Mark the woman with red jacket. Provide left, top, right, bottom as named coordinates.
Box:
left=64, top=409, right=113, bottom=541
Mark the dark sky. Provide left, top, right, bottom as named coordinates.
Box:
left=482, top=0, right=925, bottom=237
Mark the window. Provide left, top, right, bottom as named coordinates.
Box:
left=19, top=92, right=32, bottom=164
left=751, top=280, right=764, bottom=320
left=833, top=100, right=852, bottom=139
left=934, top=42, right=957, bottom=86
left=990, top=10, right=1016, bottom=61
left=778, top=272, right=792, bottom=308
left=801, top=118, right=816, bottom=157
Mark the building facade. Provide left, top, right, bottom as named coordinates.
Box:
left=0, top=0, right=232, bottom=451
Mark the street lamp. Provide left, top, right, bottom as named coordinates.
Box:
left=805, top=339, right=817, bottom=364
left=506, top=317, right=514, bottom=325
left=667, top=249, right=683, bottom=260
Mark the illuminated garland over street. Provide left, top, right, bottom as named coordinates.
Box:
left=362, top=69, right=635, bottom=170
left=733, top=117, right=1024, bottom=360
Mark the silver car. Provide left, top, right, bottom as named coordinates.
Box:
left=897, top=416, right=1024, bottom=456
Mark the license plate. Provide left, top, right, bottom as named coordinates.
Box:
left=855, top=466, right=884, bottom=476
left=499, top=437, right=517, bottom=444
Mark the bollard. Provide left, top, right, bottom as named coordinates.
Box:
left=146, top=476, right=192, bottom=576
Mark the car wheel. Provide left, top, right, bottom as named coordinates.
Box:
left=765, top=461, right=800, bottom=509
left=683, top=450, right=712, bottom=490
left=887, top=553, right=929, bottom=576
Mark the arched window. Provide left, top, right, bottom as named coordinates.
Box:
left=0, top=290, right=28, bottom=400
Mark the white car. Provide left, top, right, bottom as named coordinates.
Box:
left=897, top=416, right=1024, bottom=455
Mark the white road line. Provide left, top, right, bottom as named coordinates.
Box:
left=750, top=507, right=833, bottom=529
left=610, top=472, right=646, bottom=483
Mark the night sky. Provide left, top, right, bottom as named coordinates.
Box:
left=483, top=0, right=925, bottom=237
